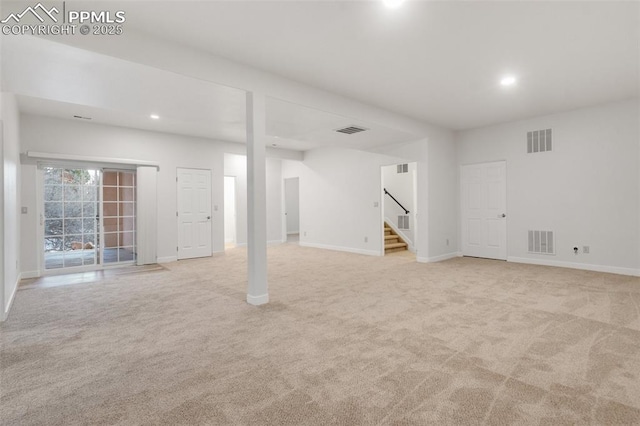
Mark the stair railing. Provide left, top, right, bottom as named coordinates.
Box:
left=383, top=188, right=409, bottom=214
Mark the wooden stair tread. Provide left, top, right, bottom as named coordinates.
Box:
left=385, top=242, right=407, bottom=249
left=383, top=222, right=408, bottom=253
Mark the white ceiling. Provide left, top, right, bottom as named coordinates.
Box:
left=3, top=35, right=418, bottom=151
left=3, top=0, right=638, bottom=147
left=109, top=0, right=639, bottom=130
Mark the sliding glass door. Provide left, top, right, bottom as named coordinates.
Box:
left=42, top=166, right=136, bottom=273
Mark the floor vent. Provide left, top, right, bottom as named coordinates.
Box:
left=527, top=128, right=552, bottom=153
left=335, top=126, right=368, bottom=135
left=528, top=230, right=555, bottom=254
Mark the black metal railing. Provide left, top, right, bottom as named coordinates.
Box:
left=384, top=188, right=409, bottom=214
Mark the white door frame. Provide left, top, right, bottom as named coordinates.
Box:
left=380, top=162, right=418, bottom=257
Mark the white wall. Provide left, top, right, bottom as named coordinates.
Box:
left=20, top=115, right=292, bottom=275
left=283, top=147, right=407, bottom=256
left=224, top=153, right=284, bottom=245
left=382, top=162, right=416, bottom=247
left=1, top=92, right=20, bottom=320
left=456, top=99, right=640, bottom=275
left=223, top=176, right=237, bottom=244
left=284, top=177, right=299, bottom=234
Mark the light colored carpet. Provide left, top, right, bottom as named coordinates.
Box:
left=1, top=244, right=640, bottom=425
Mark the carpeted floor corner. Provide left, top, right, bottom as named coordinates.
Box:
left=1, top=243, right=639, bottom=425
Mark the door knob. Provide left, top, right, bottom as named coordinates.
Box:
left=498, top=213, right=506, bottom=218
left=207, top=216, right=211, bottom=220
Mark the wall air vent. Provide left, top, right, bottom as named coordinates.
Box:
left=527, top=128, right=552, bottom=153
left=335, top=126, right=368, bottom=135
left=398, top=215, right=410, bottom=230
left=528, top=230, right=555, bottom=255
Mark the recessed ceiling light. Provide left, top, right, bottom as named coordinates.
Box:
left=150, top=114, right=160, bottom=120
left=500, top=75, right=517, bottom=87
left=383, top=0, right=405, bottom=9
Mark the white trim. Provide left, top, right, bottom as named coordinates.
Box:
left=20, top=270, right=40, bottom=279
left=299, top=242, right=381, bottom=257
left=247, top=293, right=269, bottom=306
left=27, top=151, right=159, bottom=168
left=235, top=240, right=286, bottom=247
left=507, top=256, right=640, bottom=277
left=2, top=275, right=20, bottom=322
left=417, top=252, right=459, bottom=263
left=157, top=256, right=177, bottom=264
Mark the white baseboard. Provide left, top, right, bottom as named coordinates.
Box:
left=417, top=252, right=459, bottom=263
left=247, top=293, right=269, bottom=306
left=2, top=276, right=20, bottom=321
left=507, top=256, right=640, bottom=277
left=299, top=242, right=381, bottom=257
left=157, top=256, right=177, bottom=264
left=287, top=231, right=299, bottom=235
left=21, top=270, right=40, bottom=279
left=235, top=240, right=285, bottom=247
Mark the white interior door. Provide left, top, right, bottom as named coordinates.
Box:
left=461, top=161, right=507, bottom=260
left=177, top=168, right=212, bottom=260
left=223, top=176, right=236, bottom=245
left=284, top=177, right=299, bottom=234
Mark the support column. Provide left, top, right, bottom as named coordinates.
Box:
left=246, top=91, right=269, bottom=305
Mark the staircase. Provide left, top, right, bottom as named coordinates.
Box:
left=384, top=222, right=408, bottom=254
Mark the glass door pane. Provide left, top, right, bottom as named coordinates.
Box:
left=102, top=170, right=136, bottom=264
left=44, top=167, right=100, bottom=270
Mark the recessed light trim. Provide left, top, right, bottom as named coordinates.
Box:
left=500, top=75, right=517, bottom=87
left=150, top=114, right=160, bottom=120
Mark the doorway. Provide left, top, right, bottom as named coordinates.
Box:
left=460, top=161, right=507, bottom=260
left=284, top=177, right=299, bottom=242
left=176, top=168, right=212, bottom=260
left=41, top=166, right=137, bottom=273
left=381, top=163, right=417, bottom=256
left=224, top=176, right=237, bottom=248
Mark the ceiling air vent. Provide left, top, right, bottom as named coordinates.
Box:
left=335, top=126, right=368, bottom=135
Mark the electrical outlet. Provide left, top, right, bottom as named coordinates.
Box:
left=303, top=231, right=307, bottom=237
left=583, top=246, right=590, bottom=254
left=446, top=238, right=449, bottom=246
left=21, top=207, right=28, bottom=214
left=373, top=202, right=379, bottom=208
left=364, top=236, right=368, bottom=243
